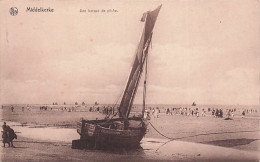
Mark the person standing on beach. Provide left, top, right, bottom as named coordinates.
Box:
left=11, top=106, right=14, bottom=112
left=6, top=126, right=17, bottom=147
left=166, top=108, right=170, bottom=115
left=215, top=109, right=219, bottom=117
left=212, top=109, right=215, bottom=117
left=2, top=122, right=17, bottom=147
left=227, top=110, right=231, bottom=118
left=27, top=105, right=30, bottom=111
left=219, top=109, right=223, bottom=118
left=154, top=108, right=159, bottom=118
left=242, top=110, right=245, bottom=117
left=201, top=109, right=205, bottom=117
left=2, top=122, right=7, bottom=131
left=2, top=122, right=9, bottom=147
left=231, top=111, right=234, bottom=118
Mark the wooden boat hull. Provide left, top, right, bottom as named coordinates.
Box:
left=72, top=117, right=147, bottom=149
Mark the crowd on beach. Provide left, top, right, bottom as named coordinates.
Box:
left=3, top=105, right=118, bottom=116
left=144, top=106, right=258, bottom=119
left=2, top=105, right=258, bottom=119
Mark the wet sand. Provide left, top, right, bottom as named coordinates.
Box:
left=0, top=106, right=260, bottom=161
left=1, top=135, right=259, bottom=162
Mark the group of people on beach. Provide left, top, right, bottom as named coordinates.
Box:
left=165, top=107, right=206, bottom=117
left=101, top=106, right=115, bottom=115
left=3, top=104, right=258, bottom=120
left=144, top=107, right=160, bottom=119
left=143, top=106, right=258, bottom=120
left=5, top=105, right=31, bottom=112
left=2, top=122, right=17, bottom=147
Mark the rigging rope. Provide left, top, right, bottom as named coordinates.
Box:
left=105, top=89, right=124, bottom=119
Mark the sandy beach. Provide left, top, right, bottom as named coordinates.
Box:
left=0, top=105, right=259, bottom=161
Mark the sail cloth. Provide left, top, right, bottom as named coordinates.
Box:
left=119, top=5, right=162, bottom=119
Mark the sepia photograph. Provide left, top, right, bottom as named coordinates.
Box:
left=0, top=0, right=259, bottom=161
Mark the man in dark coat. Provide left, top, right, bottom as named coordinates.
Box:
left=6, top=126, right=17, bottom=147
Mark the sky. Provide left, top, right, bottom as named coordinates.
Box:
left=0, top=0, right=259, bottom=105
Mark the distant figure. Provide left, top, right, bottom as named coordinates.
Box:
left=22, top=107, right=24, bottom=112
left=144, top=110, right=151, bottom=120
left=219, top=109, right=223, bottom=118
left=212, top=109, right=215, bottom=117
left=166, top=108, right=170, bottom=115
left=27, top=105, right=30, bottom=111
left=242, top=110, right=245, bottom=117
left=227, top=110, right=231, bottom=118
left=2, top=122, right=7, bottom=132
left=11, top=106, right=14, bottom=112
left=109, top=107, right=112, bottom=114
left=2, top=122, right=9, bottom=147
left=154, top=108, right=159, bottom=118
left=152, top=108, right=155, bottom=115
left=215, top=109, right=219, bottom=117
left=201, top=109, right=206, bottom=117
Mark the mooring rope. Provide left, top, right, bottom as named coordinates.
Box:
left=149, top=121, right=260, bottom=141
left=148, top=122, right=175, bottom=140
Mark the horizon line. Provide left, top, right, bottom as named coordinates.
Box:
left=1, top=103, right=259, bottom=106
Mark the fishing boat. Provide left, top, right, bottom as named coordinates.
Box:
left=72, top=5, right=162, bottom=149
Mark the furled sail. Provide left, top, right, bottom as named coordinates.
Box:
left=119, top=5, right=162, bottom=119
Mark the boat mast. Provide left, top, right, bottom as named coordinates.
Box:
left=142, top=54, right=148, bottom=117
left=119, top=5, right=162, bottom=120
